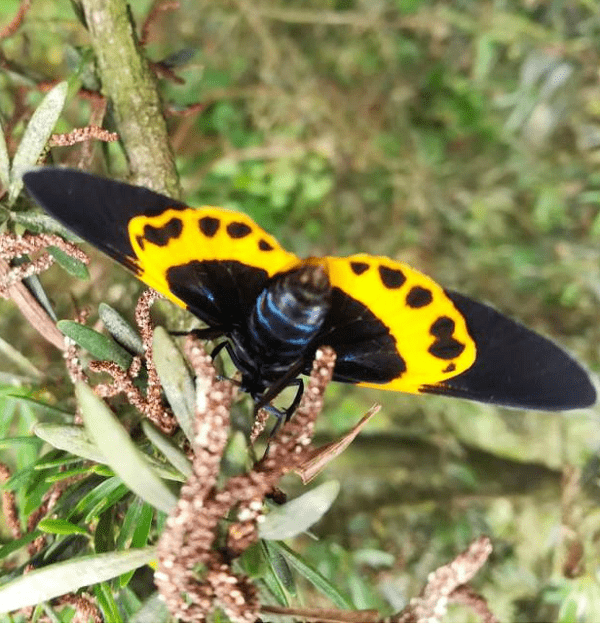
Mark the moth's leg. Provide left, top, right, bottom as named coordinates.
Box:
left=284, top=378, right=304, bottom=422
left=255, top=376, right=305, bottom=440
left=169, top=327, right=226, bottom=340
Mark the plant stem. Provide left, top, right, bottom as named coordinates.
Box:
left=80, top=0, right=181, bottom=198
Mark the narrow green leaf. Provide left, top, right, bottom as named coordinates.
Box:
left=250, top=541, right=293, bottom=606
left=0, top=547, right=156, bottom=612
left=45, top=465, right=108, bottom=482
left=116, top=498, right=145, bottom=551
left=259, top=481, right=340, bottom=540
left=0, top=436, right=45, bottom=450
left=37, top=518, right=89, bottom=536
left=0, top=123, right=9, bottom=189
left=23, top=273, right=58, bottom=321
left=119, top=502, right=154, bottom=587
left=99, top=303, right=144, bottom=355
left=259, top=560, right=290, bottom=606
left=58, top=321, right=132, bottom=370
left=47, top=246, right=89, bottom=279
left=76, top=382, right=178, bottom=514
left=95, top=581, right=122, bottom=623
left=0, top=334, right=42, bottom=380
left=141, top=421, right=192, bottom=478
left=95, top=509, right=116, bottom=553
left=9, top=82, right=68, bottom=203
left=11, top=210, right=82, bottom=239
left=0, top=530, right=42, bottom=561
left=33, top=422, right=185, bottom=481
left=152, top=327, right=195, bottom=442
left=270, top=541, right=353, bottom=610
left=263, top=540, right=296, bottom=594
left=7, top=395, right=72, bottom=418
left=33, top=422, right=106, bottom=464
left=130, top=592, right=172, bottom=623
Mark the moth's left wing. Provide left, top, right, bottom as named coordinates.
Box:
left=23, top=168, right=299, bottom=329
left=315, top=254, right=595, bottom=410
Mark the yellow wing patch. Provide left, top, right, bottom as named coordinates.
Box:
left=127, top=207, right=299, bottom=310
left=316, top=253, right=477, bottom=394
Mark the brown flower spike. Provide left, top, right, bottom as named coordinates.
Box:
left=155, top=340, right=336, bottom=622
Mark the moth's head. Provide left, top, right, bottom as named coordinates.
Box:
left=278, top=262, right=331, bottom=306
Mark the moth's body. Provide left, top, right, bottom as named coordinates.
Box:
left=23, top=168, right=597, bottom=413
left=229, top=264, right=331, bottom=403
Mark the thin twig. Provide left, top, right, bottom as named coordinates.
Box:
left=0, top=0, right=31, bottom=40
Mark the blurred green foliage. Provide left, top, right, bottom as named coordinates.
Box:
left=1, top=0, right=600, bottom=621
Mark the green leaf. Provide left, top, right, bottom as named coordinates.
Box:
left=95, top=581, right=122, bottom=623
left=58, top=320, right=133, bottom=370
left=37, top=518, right=90, bottom=536
left=99, top=303, right=144, bottom=356
left=9, top=82, right=68, bottom=204
left=95, top=509, right=116, bottom=553
left=33, top=422, right=185, bottom=482
left=66, top=476, right=128, bottom=522
left=0, top=436, right=45, bottom=450
left=33, top=422, right=106, bottom=464
left=270, top=541, right=353, bottom=610
left=0, top=547, right=156, bottom=612
left=45, top=464, right=110, bottom=482
left=264, top=540, right=296, bottom=595
left=130, top=592, right=172, bottom=623
left=48, top=245, right=89, bottom=279
left=119, top=501, right=154, bottom=587
left=23, top=273, right=58, bottom=321
left=0, top=530, right=42, bottom=561
left=11, top=210, right=83, bottom=239
left=7, top=395, right=72, bottom=418
left=141, top=421, right=192, bottom=478
left=76, top=382, right=178, bottom=514
left=259, top=481, right=340, bottom=540
left=0, top=125, right=10, bottom=189
left=152, top=327, right=196, bottom=442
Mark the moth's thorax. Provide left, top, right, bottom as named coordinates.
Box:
left=231, top=264, right=332, bottom=393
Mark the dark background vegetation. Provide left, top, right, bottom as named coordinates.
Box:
left=1, top=0, right=600, bottom=621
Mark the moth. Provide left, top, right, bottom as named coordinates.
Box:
left=23, top=168, right=596, bottom=417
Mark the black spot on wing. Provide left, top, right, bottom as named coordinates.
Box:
left=421, top=290, right=597, bottom=410
left=227, top=222, right=252, bottom=239
left=259, top=239, right=274, bottom=251
left=443, top=363, right=456, bottom=373
left=143, top=217, right=183, bottom=247
left=379, top=265, right=406, bottom=289
left=315, top=287, right=406, bottom=384
left=350, top=261, right=369, bottom=275
left=199, top=216, right=220, bottom=237
left=428, top=316, right=465, bottom=360
left=166, top=259, right=269, bottom=329
left=406, top=286, right=433, bottom=308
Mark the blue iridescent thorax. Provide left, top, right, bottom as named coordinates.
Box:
left=231, top=264, right=331, bottom=397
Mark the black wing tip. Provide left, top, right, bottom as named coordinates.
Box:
left=423, top=290, right=597, bottom=411
left=23, top=167, right=96, bottom=193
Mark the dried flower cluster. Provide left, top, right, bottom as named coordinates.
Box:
left=395, top=536, right=496, bottom=623
left=48, top=126, right=119, bottom=148
left=89, top=290, right=177, bottom=434
left=0, top=233, right=88, bottom=294
left=0, top=233, right=90, bottom=349
left=53, top=593, right=103, bottom=623
left=155, top=339, right=336, bottom=622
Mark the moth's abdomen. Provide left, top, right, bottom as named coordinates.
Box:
left=248, top=264, right=331, bottom=363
